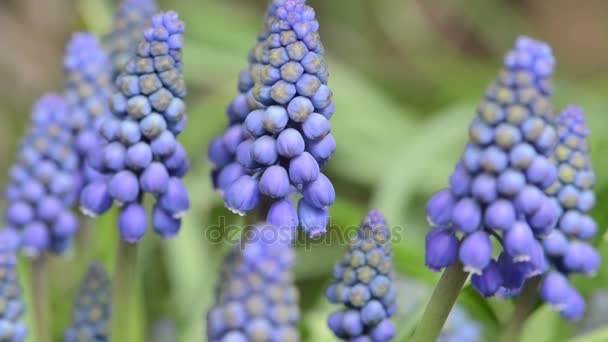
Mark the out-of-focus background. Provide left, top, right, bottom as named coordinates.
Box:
left=2, top=0, right=608, bottom=341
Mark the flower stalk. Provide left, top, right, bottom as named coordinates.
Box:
left=499, top=276, right=542, bottom=342
left=31, top=255, right=51, bottom=342
left=111, top=240, right=139, bottom=341
left=412, top=263, right=469, bottom=342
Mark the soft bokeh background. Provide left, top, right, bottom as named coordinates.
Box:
left=2, top=0, right=608, bottom=341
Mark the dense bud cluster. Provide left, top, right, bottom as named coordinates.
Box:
left=326, top=211, right=396, bottom=342
left=79, top=11, right=190, bottom=243
left=206, top=225, right=300, bottom=342
left=65, top=263, right=111, bottom=342
left=105, top=0, right=158, bottom=78
left=211, top=0, right=336, bottom=238
left=3, top=95, right=79, bottom=256
left=64, top=33, right=113, bottom=186
left=425, top=37, right=560, bottom=298
left=540, top=107, right=599, bottom=321
left=0, top=249, right=27, bottom=341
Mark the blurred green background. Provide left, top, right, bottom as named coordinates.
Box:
left=2, top=0, right=608, bottom=341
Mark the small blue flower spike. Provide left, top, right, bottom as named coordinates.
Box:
left=80, top=11, right=189, bottom=243
left=424, top=37, right=559, bottom=298
left=326, top=210, right=396, bottom=342
left=3, top=95, right=80, bottom=257
left=105, top=0, right=158, bottom=78
left=64, top=263, right=111, bottom=342
left=64, top=33, right=113, bottom=187
left=0, top=246, right=28, bottom=342
left=216, top=0, right=336, bottom=239
left=206, top=224, right=300, bottom=342
left=539, top=106, right=599, bottom=321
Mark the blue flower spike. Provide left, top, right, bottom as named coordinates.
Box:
left=80, top=11, right=189, bottom=243
left=216, top=0, right=336, bottom=238
left=64, top=33, right=113, bottom=186
left=0, top=247, right=27, bottom=342
left=206, top=224, right=300, bottom=342
left=424, top=37, right=559, bottom=299
left=3, top=95, right=80, bottom=256
left=64, top=263, right=111, bottom=342
left=326, top=210, right=397, bottom=342
left=540, top=106, right=599, bottom=321
left=105, top=0, right=158, bottom=78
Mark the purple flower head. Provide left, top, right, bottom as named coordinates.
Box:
left=81, top=11, right=189, bottom=242
left=65, top=263, right=111, bottom=341
left=206, top=225, right=299, bottom=341
left=326, top=210, right=396, bottom=341
left=423, top=37, right=560, bottom=299
left=1, top=95, right=81, bottom=257
left=105, top=0, right=158, bottom=78
left=213, top=0, right=336, bottom=238
left=0, top=251, right=27, bottom=341
left=63, top=33, right=113, bottom=187
left=539, top=106, right=599, bottom=320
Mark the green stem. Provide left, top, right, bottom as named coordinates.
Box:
left=31, top=255, right=51, bottom=342
left=76, top=216, right=94, bottom=263
left=568, top=327, right=608, bottom=342
left=111, top=240, right=139, bottom=341
left=499, top=276, right=542, bottom=342
left=411, top=263, right=469, bottom=342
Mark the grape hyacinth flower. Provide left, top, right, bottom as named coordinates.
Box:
left=540, top=106, right=599, bottom=321
left=425, top=37, right=559, bottom=298
left=219, top=0, right=336, bottom=238
left=326, top=210, right=396, bottom=342
left=65, top=263, right=111, bottom=342
left=105, top=0, right=158, bottom=78
left=80, top=11, right=190, bottom=242
left=206, top=225, right=300, bottom=342
left=64, top=33, right=113, bottom=186
left=2, top=95, right=80, bottom=256
left=0, top=249, right=27, bottom=341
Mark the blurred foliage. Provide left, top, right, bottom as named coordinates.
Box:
left=2, top=0, right=608, bottom=341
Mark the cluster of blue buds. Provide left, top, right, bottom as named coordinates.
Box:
left=79, top=11, right=190, bottom=243
left=65, top=263, right=111, bottom=342
left=105, top=0, right=158, bottom=78
left=64, top=33, right=113, bottom=186
left=0, top=248, right=27, bottom=341
left=425, top=37, right=560, bottom=298
left=540, top=106, right=599, bottom=321
left=326, top=210, right=396, bottom=342
left=3, top=95, right=79, bottom=256
left=212, top=0, right=336, bottom=238
left=206, top=225, right=300, bottom=342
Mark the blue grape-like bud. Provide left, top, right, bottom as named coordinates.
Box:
left=214, top=0, right=336, bottom=238
left=118, top=203, right=147, bottom=243
left=64, top=263, right=111, bottom=342
left=425, top=227, right=458, bottom=272
left=459, top=231, right=492, bottom=275
left=82, top=11, right=190, bottom=241
left=471, top=260, right=503, bottom=298
left=2, top=95, right=80, bottom=257
left=206, top=224, right=299, bottom=341
left=326, top=210, right=396, bottom=341
left=104, top=0, right=158, bottom=78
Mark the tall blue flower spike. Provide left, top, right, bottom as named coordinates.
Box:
left=217, top=0, right=336, bottom=239
left=65, top=263, right=111, bottom=342
left=425, top=37, right=560, bottom=298
left=326, top=210, right=397, bottom=342
left=540, top=106, right=599, bottom=321
left=206, top=225, right=300, bottom=342
left=0, top=244, right=28, bottom=342
left=64, top=33, right=113, bottom=187
left=2, top=95, right=80, bottom=256
left=80, top=11, right=189, bottom=243
left=105, top=0, right=158, bottom=78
